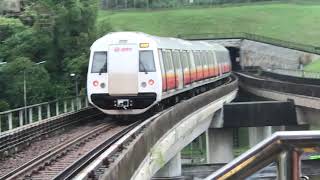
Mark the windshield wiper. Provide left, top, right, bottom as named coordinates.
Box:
left=99, top=62, right=107, bottom=75
left=139, top=61, right=148, bottom=74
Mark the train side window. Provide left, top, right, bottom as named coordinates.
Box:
left=162, top=51, right=168, bottom=71
left=210, top=51, right=217, bottom=66
left=180, top=51, right=189, bottom=70
left=139, top=50, right=156, bottom=72
left=172, top=51, right=182, bottom=70
left=201, top=51, right=208, bottom=66
left=167, top=50, right=174, bottom=71
left=188, top=51, right=195, bottom=70
left=206, top=51, right=212, bottom=66
left=91, top=51, right=107, bottom=73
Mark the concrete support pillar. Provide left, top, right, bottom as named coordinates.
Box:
left=249, top=126, right=272, bottom=147
left=154, top=153, right=182, bottom=178
left=206, top=128, right=234, bottom=163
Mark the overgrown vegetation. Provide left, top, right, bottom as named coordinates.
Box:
left=0, top=0, right=99, bottom=110
left=98, top=3, right=320, bottom=46
left=304, top=60, right=320, bottom=73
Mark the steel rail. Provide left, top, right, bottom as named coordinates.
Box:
left=54, top=120, right=142, bottom=180
left=0, top=109, right=102, bottom=157
left=1, top=123, right=114, bottom=180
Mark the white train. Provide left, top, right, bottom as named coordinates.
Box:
left=87, top=32, right=231, bottom=115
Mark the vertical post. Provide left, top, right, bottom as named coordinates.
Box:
left=47, top=103, right=51, bottom=118
left=206, top=128, right=234, bottom=163
left=8, top=112, right=13, bottom=130
left=85, top=97, right=88, bottom=107
left=56, top=101, right=59, bottom=116
left=64, top=100, right=67, bottom=113
left=19, top=110, right=23, bottom=126
left=78, top=97, right=82, bottom=109
left=0, top=114, right=2, bottom=133
left=71, top=99, right=75, bottom=111
left=292, top=150, right=301, bottom=180
left=278, top=149, right=301, bottom=180
left=38, top=105, right=42, bottom=121
left=28, top=108, right=33, bottom=123
left=23, top=70, right=27, bottom=125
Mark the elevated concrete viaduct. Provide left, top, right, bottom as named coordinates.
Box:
left=95, top=77, right=239, bottom=180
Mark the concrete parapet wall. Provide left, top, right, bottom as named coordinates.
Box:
left=206, top=39, right=242, bottom=48
left=101, top=78, right=238, bottom=180
left=206, top=39, right=320, bottom=70
left=240, top=40, right=320, bottom=69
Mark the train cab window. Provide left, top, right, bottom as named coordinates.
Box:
left=139, top=50, right=156, bottom=72
left=91, top=51, right=107, bottom=73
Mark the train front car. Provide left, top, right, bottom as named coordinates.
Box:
left=87, top=32, right=162, bottom=115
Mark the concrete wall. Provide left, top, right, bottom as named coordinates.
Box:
left=206, top=39, right=320, bottom=70
left=240, top=40, right=320, bottom=69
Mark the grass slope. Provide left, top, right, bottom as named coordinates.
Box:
left=305, top=60, right=320, bottom=72
left=98, top=4, right=320, bottom=46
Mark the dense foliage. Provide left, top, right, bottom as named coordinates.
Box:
left=0, top=0, right=99, bottom=110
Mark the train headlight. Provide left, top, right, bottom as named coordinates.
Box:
left=148, top=79, right=154, bottom=86
left=93, top=80, right=99, bottom=87
left=100, top=83, right=106, bottom=88
left=141, top=82, right=147, bottom=88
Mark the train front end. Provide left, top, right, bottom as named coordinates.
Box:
left=87, top=32, right=162, bottom=115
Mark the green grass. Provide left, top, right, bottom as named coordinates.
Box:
left=304, top=60, right=320, bottom=72
left=98, top=3, right=320, bottom=46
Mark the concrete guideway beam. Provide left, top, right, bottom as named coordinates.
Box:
left=131, top=90, right=237, bottom=180
left=241, top=85, right=320, bottom=126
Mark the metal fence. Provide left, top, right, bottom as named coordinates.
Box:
left=179, top=32, right=320, bottom=54
left=0, top=96, right=89, bottom=134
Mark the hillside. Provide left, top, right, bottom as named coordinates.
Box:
left=97, top=3, right=320, bottom=46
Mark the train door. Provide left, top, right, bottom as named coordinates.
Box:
left=159, top=49, right=167, bottom=92
left=188, top=51, right=197, bottom=83
left=108, top=44, right=139, bottom=95
left=194, top=51, right=203, bottom=81
left=211, top=51, right=218, bottom=77
left=180, top=51, right=191, bottom=86
left=207, top=51, right=214, bottom=78
left=172, top=50, right=183, bottom=89
left=201, top=51, right=209, bottom=79
left=162, top=50, right=176, bottom=91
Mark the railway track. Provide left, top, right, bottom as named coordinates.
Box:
left=1, top=119, right=139, bottom=180
left=0, top=108, right=102, bottom=159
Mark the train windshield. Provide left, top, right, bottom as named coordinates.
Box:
left=91, top=51, right=107, bottom=73
left=139, top=50, right=156, bottom=72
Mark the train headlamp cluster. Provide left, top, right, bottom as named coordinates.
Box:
left=141, top=79, right=154, bottom=88
left=141, top=82, right=147, bottom=88
left=93, top=80, right=99, bottom=87
left=140, top=43, right=149, bottom=48
left=100, top=83, right=106, bottom=88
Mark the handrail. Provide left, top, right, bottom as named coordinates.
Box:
left=205, top=131, right=320, bottom=180
left=0, top=96, right=89, bottom=134
left=0, top=96, right=86, bottom=115
left=178, top=32, right=320, bottom=54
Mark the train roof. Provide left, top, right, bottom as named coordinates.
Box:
left=91, top=32, right=228, bottom=52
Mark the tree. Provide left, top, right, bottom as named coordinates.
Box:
left=0, top=57, right=51, bottom=108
